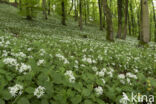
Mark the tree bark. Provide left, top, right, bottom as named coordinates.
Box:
left=152, top=0, right=156, bottom=42
left=79, top=0, right=83, bottom=30
left=62, top=0, right=66, bottom=25
left=140, top=0, right=150, bottom=44
left=68, top=0, right=74, bottom=15
left=122, top=0, right=128, bottom=39
left=98, top=0, right=103, bottom=30
left=87, top=0, right=90, bottom=22
left=92, top=2, right=95, bottom=21
left=130, top=2, right=135, bottom=36
left=102, top=0, right=114, bottom=41
left=116, top=0, right=122, bottom=38
left=74, top=0, right=78, bottom=21
left=48, top=0, right=51, bottom=15
left=42, top=0, right=48, bottom=20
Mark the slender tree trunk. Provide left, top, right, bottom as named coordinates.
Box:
left=48, top=0, right=50, bottom=15
left=128, top=11, right=131, bottom=36
left=84, top=1, right=87, bottom=25
left=102, top=1, right=106, bottom=29
left=102, top=0, right=114, bottom=41
left=74, top=0, right=78, bottom=21
left=137, top=5, right=141, bottom=40
left=42, top=0, right=48, bottom=20
left=79, top=0, right=83, bottom=30
left=152, top=0, right=156, bottom=42
left=140, top=0, right=150, bottom=44
left=130, top=2, right=135, bottom=36
left=87, top=0, right=90, bottom=22
left=62, top=0, right=66, bottom=25
left=116, top=0, right=122, bottom=38
left=19, top=0, right=22, bottom=11
left=68, top=0, right=74, bottom=15
left=98, top=0, right=103, bottom=30
left=93, top=2, right=95, bottom=21
left=26, top=7, right=32, bottom=20
left=122, top=0, right=128, bottom=39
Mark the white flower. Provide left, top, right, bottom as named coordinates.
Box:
left=94, top=86, right=103, bottom=96
left=56, top=53, right=69, bottom=64
left=98, top=55, right=103, bottom=60
left=101, top=79, right=106, bottom=84
left=119, top=92, right=130, bottom=104
left=127, top=78, right=131, bottom=83
left=134, top=69, right=138, bottom=73
left=92, top=67, right=98, bottom=72
left=2, top=50, right=8, bottom=57
left=39, top=49, right=46, bottom=56
left=27, top=48, right=32, bottom=51
left=8, top=84, right=23, bottom=97
left=34, top=86, right=45, bottom=98
left=120, top=80, right=126, bottom=84
left=3, top=58, right=18, bottom=67
left=96, top=71, right=105, bottom=77
left=126, top=72, right=137, bottom=79
left=17, top=63, right=31, bottom=74
left=107, top=71, right=113, bottom=77
left=82, top=57, right=92, bottom=64
left=118, top=74, right=125, bottom=79
left=64, top=70, right=75, bottom=83
left=13, top=52, right=26, bottom=58
left=37, top=59, right=45, bottom=66
left=96, top=68, right=106, bottom=77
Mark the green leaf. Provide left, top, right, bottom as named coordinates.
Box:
left=71, top=95, right=82, bottom=104
left=1, top=90, right=12, bottom=100
left=148, top=77, right=156, bottom=87
left=17, top=97, right=30, bottom=104
left=41, top=99, right=49, bottom=104
left=0, top=99, right=5, bottom=104
left=82, top=88, right=91, bottom=97
left=84, top=100, right=93, bottom=104
left=96, top=98, right=105, bottom=104
left=25, top=87, right=34, bottom=94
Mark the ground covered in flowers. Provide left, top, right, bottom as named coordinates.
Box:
left=0, top=4, right=156, bottom=104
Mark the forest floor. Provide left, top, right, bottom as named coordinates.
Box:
left=0, top=4, right=156, bottom=104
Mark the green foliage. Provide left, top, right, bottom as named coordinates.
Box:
left=0, top=3, right=156, bottom=104
left=19, top=0, right=41, bottom=19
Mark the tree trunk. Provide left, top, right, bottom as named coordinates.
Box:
left=62, top=0, right=66, bottom=25
left=130, top=2, right=135, bottom=36
left=92, top=2, right=95, bottom=21
left=26, top=7, right=32, bottom=20
left=152, top=0, right=156, bottom=42
left=68, top=0, right=74, bottom=15
left=140, top=0, right=150, bottom=44
left=79, top=0, right=83, bottom=30
left=102, top=0, right=114, bottom=41
left=122, top=0, right=128, bottom=40
left=128, top=11, right=131, bottom=36
left=98, top=0, right=103, bottom=30
left=48, top=0, right=50, bottom=15
left=42, top=0, right=48, bottom=20
left=137, top=4, right=141, bottom=40
left=87, top=0, right=90, bottom=22
left=74, top=0, right=78, bottom=21
left=19, top=0, right=22, bottom=11
left=116, top=0, right=122, bottom=38
left=84, top=0, right=87, bottom=25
